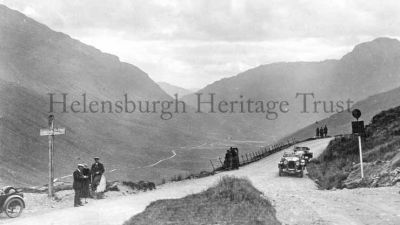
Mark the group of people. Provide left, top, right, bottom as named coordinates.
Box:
left=316, top=125, right=328, bottom=138
left=223, top=147, right=239, bottom=170
left=73, top=157, right=105, bottom=207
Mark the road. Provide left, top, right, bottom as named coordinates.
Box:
left=3, top=138, right=400, bottom=225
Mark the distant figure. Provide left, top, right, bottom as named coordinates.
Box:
left=231, top=147, right=239, bottom=169
left=81, top=164, right=91, bottom=203
left=323, top=125, right=328, bottom=137
left=73, top=164, right=88, bottom=207
left=319, top=127, right=324, bottom=138
left=224, top=150, right=232, bottom=170
left=91, top=157, right=105, bottom=193
left=316, top=127, right=320, bottom=138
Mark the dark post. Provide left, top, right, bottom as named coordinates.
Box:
left=48, top=115, right=54, bottom=197
left=210, top=160, right=215, bottom=172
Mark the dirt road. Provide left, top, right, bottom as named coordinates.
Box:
left=3, top=138, right=400, bottom=225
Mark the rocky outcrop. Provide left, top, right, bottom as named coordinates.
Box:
left=343, top=160, right=400, bottom=189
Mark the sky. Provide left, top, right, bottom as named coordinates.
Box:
left=1, top=0, right=400, bottom=89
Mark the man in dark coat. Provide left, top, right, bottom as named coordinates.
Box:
left=91, top=157, right=105, bottom=191
left=73, top=164, right=88, bottom=207
left=224, top=150, right=232, bottom=170
left=232, top=147, right=239, bottom=169
left=323, top=125, right=328, bottom=137
left=319, top=127, right=324, bottom=138
left=316, top=127, right=320, bottom=138
left=81, top=164, right=91, bottom=202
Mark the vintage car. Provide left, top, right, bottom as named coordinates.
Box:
left=293, top=146, right=313, bottom=163
left=0, top=186, right=25, bottom=218
left=278, top=152, right=306, bottom=177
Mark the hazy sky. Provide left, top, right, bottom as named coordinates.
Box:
left=1, top=0, right=400, bottom=89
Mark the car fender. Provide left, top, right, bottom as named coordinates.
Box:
left=3, top=195, right=25, bottom=209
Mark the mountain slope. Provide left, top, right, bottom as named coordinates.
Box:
left=0, top=5, right=213, bottom=186
left=285, top=86, right=400, bottom=140
left=182, top=37, right=400, bottom=142
left=157, top=82, right=194, bottom=97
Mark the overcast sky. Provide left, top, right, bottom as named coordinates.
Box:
left=1, top=0, right=400, bottom=89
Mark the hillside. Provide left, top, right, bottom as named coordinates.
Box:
left=0, top=4, right=218, bottom=186
left=182, top=37, right=400, bottom=142
left=284, top=86, right=400, bottom=140
left=307, top=105, right=400, bottom=189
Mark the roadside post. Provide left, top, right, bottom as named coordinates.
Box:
left=351, top=109, right=365, bottom=179
left=209, top=160, right=215, bottom=173
left=40, top=115, right=66, bottom=197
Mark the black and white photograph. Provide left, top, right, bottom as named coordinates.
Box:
left=0, top=0, right=400, bottom=224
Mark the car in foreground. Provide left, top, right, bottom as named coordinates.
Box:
left=278, top=152, right=306, bottom=177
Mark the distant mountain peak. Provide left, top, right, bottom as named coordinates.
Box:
left=341, top=37, right=400, bottom=62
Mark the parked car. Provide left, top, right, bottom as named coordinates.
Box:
left=278, top=152, right=306, bottom=177
left=0, top=186, right=25, bottom=218
left=293, top=146, right=313, bottom=163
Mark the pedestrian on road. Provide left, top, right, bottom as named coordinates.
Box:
left=73, top=164, right=88, bottom=207
left=91, top=157, right=105, bottom=193
left=224, top=150, right=232, bottom=170
left=81, top=164, right=91, bottom=203
left=324, top=125, right=328, bottom=137
left=316, top=127, right=320, bottom=138
left=319, top=127, right=324, bottom=138
left=232, top=147, right=239, bottom=169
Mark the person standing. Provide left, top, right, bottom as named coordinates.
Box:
left=91, top=157, right=105, bottom=192
left=224, top=150, right=232, bottom=170
left=323, top=125, right=328, bottom=137
left=319, top=127, right=324, bottom=138
left=316, top=127, right=320, bottom=138
left=232, top=147, right=239, bottom=169
left=81, top=164, right=91, bottom=203
left=73, top=164, right=88, bottom=207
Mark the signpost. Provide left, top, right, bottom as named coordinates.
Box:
left=351, top=109, right=364, bottom=179
left=40, top=115, right=66, bottom=197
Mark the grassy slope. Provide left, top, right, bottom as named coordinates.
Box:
left=307, top=105, right=400, bottom=189
left=124, top=176, right=281, bottom=225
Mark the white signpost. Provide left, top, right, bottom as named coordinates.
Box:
left=40, top=115, right=66, bottom=197
left=351, top=109, right=365, bottom=179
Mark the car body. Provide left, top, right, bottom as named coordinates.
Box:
left=278, top=152, right=306, bottom=177
left=293, top=146, right=313, bottom=162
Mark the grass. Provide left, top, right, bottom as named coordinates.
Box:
left=307, top=105, right=400, bottom=189
left=123, top=176, right=281, bottom=225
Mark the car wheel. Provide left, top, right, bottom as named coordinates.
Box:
left=278, top=169, right=282, bottom=176
left=4, top=198, right=24, bottom=218
left=299, top=170, right=304, bottom=178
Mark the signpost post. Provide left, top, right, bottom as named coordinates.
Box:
left=351, top=109, right=365, bottom=179
left=40, top=115, right=66, bottom=197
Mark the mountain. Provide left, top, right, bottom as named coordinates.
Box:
left=182, top=37, right=400, bottom=142
left=157, top=82, right=194, bottom=98
left=0, top=5, right=216, bottom=186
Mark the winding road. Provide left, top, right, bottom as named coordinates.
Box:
left=4, top=138, right=400, bottom=225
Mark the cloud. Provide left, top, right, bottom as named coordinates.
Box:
left=1, top=0, right=400, bottom=89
